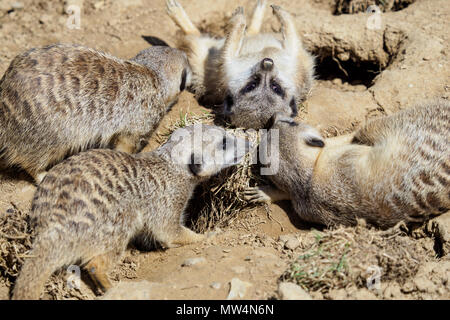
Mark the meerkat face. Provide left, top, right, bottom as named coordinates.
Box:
left=261, top=112, right=324, bottom=169
left=156, top=124, right=252, bottom=178
left=131, top=46, right=192, bottom=108
left=223, top=57, right=299, bottom=129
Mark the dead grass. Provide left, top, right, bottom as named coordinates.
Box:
left=0, top=203, right=34, bottom=287
left=155, top=111, right=265, bottom=233
left=280, top=221, right=431, bottom=293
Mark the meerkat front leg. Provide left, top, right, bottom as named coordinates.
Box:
left=271, top=5, right=299, bottom=53
left=244, top=185, right=290, bottom=203
left=247, top=0, right=267, bottom=36
left=166, top=0, right=201, bottom=36
left=222, top=7, right=246, bottom=61
left=162, top=226, right=207, bottom=249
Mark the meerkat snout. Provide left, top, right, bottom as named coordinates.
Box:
left=261, top=58, right=274, bottom=71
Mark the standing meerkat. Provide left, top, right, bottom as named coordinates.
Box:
left=245, top=100, right=450, bottom=228
left=0, top=44, right=191, bottom=183
left=166, top=0, right=314, bottom=129
left=12, top=124, right=251, bottom=300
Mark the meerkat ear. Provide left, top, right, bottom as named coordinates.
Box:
left=303, top=130, right=325, bottom=148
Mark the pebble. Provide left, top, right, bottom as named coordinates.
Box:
left=210, top=282, right=221, bottom=290
left=227, top=278, right=252, bottom=300
left=278, top=282, right=312, bottom=300
left=181, top=257, right=206, bottom=267
left=231, top=266, right=246, bottom=274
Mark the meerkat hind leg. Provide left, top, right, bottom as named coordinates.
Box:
left=85, top=251, right=121, bottom=293
left=244, top=185, right=290, bottom=203
left=247, top=0, right=267, bottom=35
left=222, top=7, right=246, bottom=59
left=166, top=0, right=201, bottom=36
left=271, top=5, right=298, bottom=52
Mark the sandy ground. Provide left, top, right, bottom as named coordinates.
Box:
left=0, top=0, right=449, bottom=300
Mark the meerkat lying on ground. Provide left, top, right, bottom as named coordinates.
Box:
left=0, top=44, right=191, bottom=183
left=12, top=124, right=251, bottom=300
left=166, top=0, right=314, bottom=129
left=245, top=100, right=450, bottom=229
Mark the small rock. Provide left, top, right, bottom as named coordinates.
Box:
left=383, top=283, right=402, bottom=299
left=227, top=278, right=252, bottom=300
left=285, top=238, right=301, bottom=250
left=181, top=257, right=206, bottom=267
left=332, top=78, right=342, bottom=85
left=223, top=249, right=231, bottom=253
left=413, top=276, right=437, bottom=293
left=231, top=266, right=246, bottom=274
left=401, top=281, right=415, bottom=293
left=278, top=282, right=312, bottom=300
left=102, top=281, right=160, bottom=300
left=210, top=282, right=221, bottom=290
left=11, top=1, right=24, bottom=10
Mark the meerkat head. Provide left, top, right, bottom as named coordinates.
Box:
left=260, top=112, right=324, bottom=176
left=222, top=56, right=301, bottom=129
left=155, top=124, right=252, bottom=179
left=131, top=46, right=192, bottom=108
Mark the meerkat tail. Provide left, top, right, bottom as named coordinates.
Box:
left=12, top=254, right=59, bottom=300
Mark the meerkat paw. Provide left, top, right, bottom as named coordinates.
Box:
left=166, top=0, right=200, bottom=36
left=244, top=186, right=273, bottom=203
left=244, top=185, right=290, bottom=203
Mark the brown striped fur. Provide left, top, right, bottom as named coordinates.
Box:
left=246, top=100, right=450, bottom=228
left=12, top=124, right=250, bottom=300
left=0, top=44, right=191, bottom=182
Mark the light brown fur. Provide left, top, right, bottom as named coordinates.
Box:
left=246, top=100, right=450, bottom=228
left=12, top=124, right=250, bottom=300
left=0, top=44, right=191, bottom=183
left=166, top=0, right=315, bottom=129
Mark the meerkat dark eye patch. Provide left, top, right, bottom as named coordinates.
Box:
left=224, top=94, right=234, bottom=113
left=306, top=137, right=325, bottom=148
left=289, top=97, right=298, bottom=117
left=270, top=79, right=285, bottom=98
left=188, top=153, right=202, bottom=176
left=180, top=68, right=187, bottom=91
left=240, top=76, right=261, bottom=95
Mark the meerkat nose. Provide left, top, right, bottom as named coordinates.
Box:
left=261, top=58, right=274, bottom=71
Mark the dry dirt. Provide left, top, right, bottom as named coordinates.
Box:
left=0, top=0, right=449, bottom=300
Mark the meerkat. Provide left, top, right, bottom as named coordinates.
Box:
left=12, top=124, right=251, bottom=300
left=0, top=43, right=191, bottom=183
left=166, top=0, right=315, bottom=129
left=245, top=100, right=450, bottom=229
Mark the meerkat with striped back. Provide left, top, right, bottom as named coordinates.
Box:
left=166, top=0, right=314, bottom=129
left=245, top=100, right=450, bottom=228
left=0, top=44, right=191, bottom=183
left=12, top=124, right=251, bottom=299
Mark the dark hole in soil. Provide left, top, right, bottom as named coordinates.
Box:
left=333, top=0, right=416, bottom=15
left=313, top=53, right=383, bottom=87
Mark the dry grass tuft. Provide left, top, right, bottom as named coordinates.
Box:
left=280, top=222, right=429, bottom=293
left=0, top=203, right=34, bottom=287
